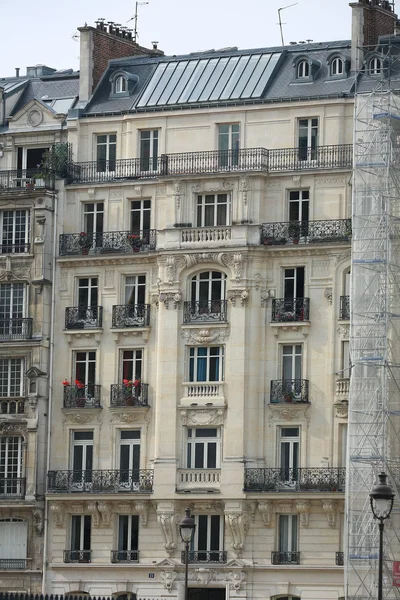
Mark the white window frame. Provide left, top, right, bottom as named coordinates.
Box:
left=278, top=514, right=298, bottom=552
left=0, top=358, right=24, bottom=397
left=281, top=344, right=302, bottom=381
left=283, top=267, right=305, bottom=300
left=117, top=514, right=139, bottom=551
left=0, top=283, right=27, bottom=320
left=196, top=193, right=230, bottom=227
left=70, top=514, right=91, bottom=552
left=190, top=271, right=226, bottom=303
left=369, top=57, right=382, bottom=75
left=288, top=190, right=309, bottom=222
left=0, top=436, right=24, bottom=479
left=297, top=118, right=319, bottom=161
left=125, top=275, right=146, bottom=306
left=74, top=351, right=96, bottom=387
left=186, top=427, right=221, bottom=469
left=120, top=349, right=143, bottom=381
left=139, top=130, right=159, bottom=172
left=115, top=76, right=127, bottom=94
left=96, top=134, right=116, bottom=173
left=0, top=518, right=27, bottom=563
left=0, top=210, right=30, bottom=254
left=331, top=57, right=344, bottom=76
left=130, top=200, right=151, bottom=231
left=278, top=426, right=300, bottom=471
left=70, top=430, right=93, bottom=472
left=83, top=202, right=104, bottom=235
left=297, top=60, right=309, bottom=79
left=188, top=346, right=224, bottom=382
left=192, top=514, right=223, bottom=554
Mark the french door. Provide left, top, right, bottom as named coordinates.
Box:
left=71, top=431, right=93, bottom=488
left=119, top=430, right=141, bottom=488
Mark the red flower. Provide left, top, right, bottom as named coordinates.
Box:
left=123, top=379, right=133, bottom=387
left=80, top=232, right=87, bottom=237
left=133, top=378, right=141, bottom=387
left=75, top=379, right=85, bottom=389
left=62, top=379, right=70, bottom=386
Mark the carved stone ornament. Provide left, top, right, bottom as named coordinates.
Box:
left=324, top=287, right=333, bottom=305
left=229, top=570, right=246, bottom=592
left=63, top=412, right=97, bottom=425
left=33, top=508, right=44, bottom=535
left=239, top=176, right=250, bottom=205
left=157, top=509, right=178, bottom=557
left=337, top=324, right=350, bottom=339
left=227, top=289, right=249, bottom=306
left=322, top=500, right=337, bottom=528
left=181, top=327, right=230, bottom=345
left=50, top=502, right=66, bottom=528
left=134, top=501, right=149, bottom=527
left=334, top=401, right=349, bottom=419
left=26, top=366, right=46, bottom=378
left=336, top=249, right=351, bottom=264
left=180, top=408, right=225, bottom=427
left=159, top=291, right=182, bottom=309
left=161, top=570, right=177, bottom=592
left=0, top=256, right=31, bottom=283
left=0, top=423, right=27, bottom=437
left=97, top=502, right=112, bottom=527
left=87, top=502, right=101, bottom=528
left=258, top=501, right=273, bottom=528
left=221, top=252, right=247, bottom=282
left=268, top=404, right=310, bottom=425
left=191, top=501, right=224, bottom=513
left=173, top=180, right=183, bottom=210
left=295, top=500, right=311, bottom=528
left=277, top=501, right=292, bottom=514
left=225, top=510, right=250, bottom=558
left=110, top=411, right=150, bottom=425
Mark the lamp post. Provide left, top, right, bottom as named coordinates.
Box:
left=179, top=508, right=196, bottom=600
left=370, top=472, right=395, bottom=600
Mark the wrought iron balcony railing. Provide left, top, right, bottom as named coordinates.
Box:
left=65, top=306, right=103, bottom=329
left=0, top=168, right=55, bottom=191
left=270, top=379, right=309, bottom=404
left=0, top=242, right=30, bottom=254
left=110, top=383, right=149, bottom=407
left=181, top=551, right=227, bottom=564
left=261, top=219, right=351, bottom=246
left=0, top=559, right=27, bottom=569
left=47, top=469, right=154, bottom=493
left=111, top=550, right=139, bottom=563
left=244, top=467, right=346, bottom=492
left=59, top=230, right=156, bottom=256
left=63, top=384, right=101, bottom=408
left=64, top=550, right=91, bottom=563
left=183, top=300, right=228, bottom=323
left=271, top=298, right=310, bottom=322
left=66, top=145, right=352, bottom=184
left=0, top=478, right=26, bottom=498
left=340, top=295, right=350, bottom=320
left=0, top=399, right=25, bottom=415
left=271, top=551, right=300, bottom=565
left=0, top=318, right=33, bottom=340
left=112, top=304, right=150, bottom=328
left=336, top=551, right=344, bottom=565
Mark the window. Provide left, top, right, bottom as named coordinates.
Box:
left=16, top=146, right=49, bottom=184
left=298, top=118, right=318, bottom=161
left=186, top=428, right=220, bottom=469
left=125, top=275, right=146, bottom=306
left=189, top=347, right=224, bottom=382
left=369, top=57, right=382, bottom=75
left=331, top=57, right=344, bottom=76
left=0, top=283, right=27, bottom=338
left=96, top=134, right=116, bottom=173
left=0, top=436, right=24, bottom=497
left=279, top=427, right=299, bottom=482
left=196, top=194, right=230, bottom=227
left=115, top=514, right=139, bottom=562
left=71, top=431, right=93, bottom=489
left=189, top=271, right=226, bottom=321
left=84, top=203, right=104, bottom=236
left=0, top=518, right=27, bottom=569
left=284, top=268, right=305, bottom=300
left=218, top=124, right=240, bottom=167
left=74, top=351, right=96, bottom=389
left=68, top=515, right=91, bottom=562
left=278, top=514, right=298, bottom=560
left=191, top=514, right=223, bottom=562
left=282, top=345, right=302, bottom=381
left=140, top=130, right=159, bottom=172
left=0, top=210, right=30, bottom=254
left=289, top=190, right=309, bottom=223
left=121, top=349, right=143, bottom=382
left=119, top=430, right=141, bottom=489
left=131, top=200, right=151, bottom=232
left=297, top=60, right=309, bottom=79
left=115, top=76, right=127, bottom=94
left=0, top=358, right=24, bottom=397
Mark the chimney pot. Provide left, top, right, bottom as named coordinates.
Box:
left=152, top=41, right=159, bottom=49
left=15, top=68, right=20, bottom=78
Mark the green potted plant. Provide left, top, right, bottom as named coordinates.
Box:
left=284, top=389, right=295, bottom=403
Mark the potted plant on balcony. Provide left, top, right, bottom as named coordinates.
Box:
left=78, top=232, right=91, bottom=255
left=75, top=379, right=86, bottom=407
left=128, top=233, right=143, bottom=252
left=284, top=390, right=295, bottom=403
left=288, top=222, right=300, bottom=244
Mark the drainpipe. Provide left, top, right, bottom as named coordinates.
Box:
left=0, top=86, right=5, bottom=128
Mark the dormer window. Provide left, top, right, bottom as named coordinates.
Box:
left=369, top=57, right=382, bottom=75
left=115, top=76, right=127, bottom=94
left=331, top=57, right=344, bottom=76
left=297, top=60, right=309, bottom=79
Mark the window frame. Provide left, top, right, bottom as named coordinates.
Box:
left=191, top=514, right=224, bottom=555
left=0, top=210, right=30, bottom=254
left=115, top=76, right=127, bottom=94
left=96, top=133, right=117, bottom=173
left=188, top=346, right=224, bottom=382
left=139, top=130, right=159, bottom=172
left=369, top=57, right=382, bottom=76
left=83, top=202, right=104, bottom=236
left=278, top=514, right=298, bottom=553
left=0, top=358, right=24, bottom=398
left=74, top=351, right=96, bottom=387
left=186, top=427, right=221, bottom=469
left=297, top=118, right=319, bottom=161
left=330, top=57, right=344, bottom=77
left=130, top=199, right=151, bottom=231
left=124, top=275, right=146, bottom=306
left=196, top=193, right=231, bottom=227
left=296, top=60, right=310, bottom=79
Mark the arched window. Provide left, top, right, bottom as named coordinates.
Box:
left=185, top=271, right=227, bottom=323
left=369, top=57, right=382, bottom=75
left=115, top=76, right=127, bottom=93
left=297, top=60, right=309, bottom=79
left=0, top=517, right=27, bottom=569
left=331, top=57, right=344, bottom=76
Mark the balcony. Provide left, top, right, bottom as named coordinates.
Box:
left=336, top=551, right=344, bottom=566
left=64, top=550, right=91, bottom=563
left=177, top=468, right=221, bottom=492
left=340, top=295, right=350, bottom=320
left=244, top=467, right=346, bottom=492
left=0, top=398, right=25, bottom=414
left=181, top=551, right=227, bottom=564
left=111, top=550, right=139, bottom=563
left=271, top=551, right=300, bottom=565
left=112, top=304, right=150, bottom=328
left=183, top=300, right=227, bottom=324
left=261, top=219, right=351, bottom=246
left=65, top=306, right=103, bottom=330
left=0, top=318, right=33, bottom=341
left=66, top=145, right=352, bottom=184
left=59, top=230, right=156, bottom=256
left=110, top=383, right=149, bottom=407
left=47, top=469, right=154, bottom=493
left=271, top=298, right=309, bottom=323
left=0, top=559, right=27, bottom=570
left=0, top=478, right=26, bottom=499
left=0, top=168, right=55, bottom=191
left=0, top=242, right=30, bottom=255
left=63, top=384, right=101, bottom=408
left=181, top=227, right=232, bottom=244
left=181, top=382, right=225, bottom=406
left=336, top=378, right=350, bottom=397
left=270, top=379, right=309, bottom=404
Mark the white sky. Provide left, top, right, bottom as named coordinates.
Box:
left=0, top=0, right=382, bottom=78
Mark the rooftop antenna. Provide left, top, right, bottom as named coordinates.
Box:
left=277, top=3, right=298, bottom=47
left=127, top=1, right=149, bottom=43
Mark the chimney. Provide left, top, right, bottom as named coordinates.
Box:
left=78, top=19, right=164, bottom=103
left=350, top=0, right=398, bottom=71
left=15, top=68, right=20, bottom=78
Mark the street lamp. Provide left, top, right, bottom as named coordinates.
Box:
left=370, top=472, right=395, bottom=600
left=179, top=508, right=196, bottom=600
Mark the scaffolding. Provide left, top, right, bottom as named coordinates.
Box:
left=347, top=42, right=400, bottom=600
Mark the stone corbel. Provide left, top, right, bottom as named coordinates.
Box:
left=229, top=570, right=246, bottom=592
left=296, top=500, right=311, bottom=528
left=227, top=289, right=249, bottom=307
left=157, top=509, right=178, bottom=557
left=50, top=502, right=66, bottom=528
left=134, top=501, right=149, bottom=527
left=224, top=509, right=250, bottom=559
left=322, top=500, right=338, bottom=528
left=33, top=507, right=44, bottom=535
left=221, top=252, right=247, bottom=282
left=87, top=502, right=101, bottom=528
left=97, top=502, right=112, bottom=527
left=159, top=291, right=182, bottom=309
left=160, top=570, right=177, bottom=592
left=258, top=501, right=274, bottom=528
left=324, top=287, right=333, bottom=305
